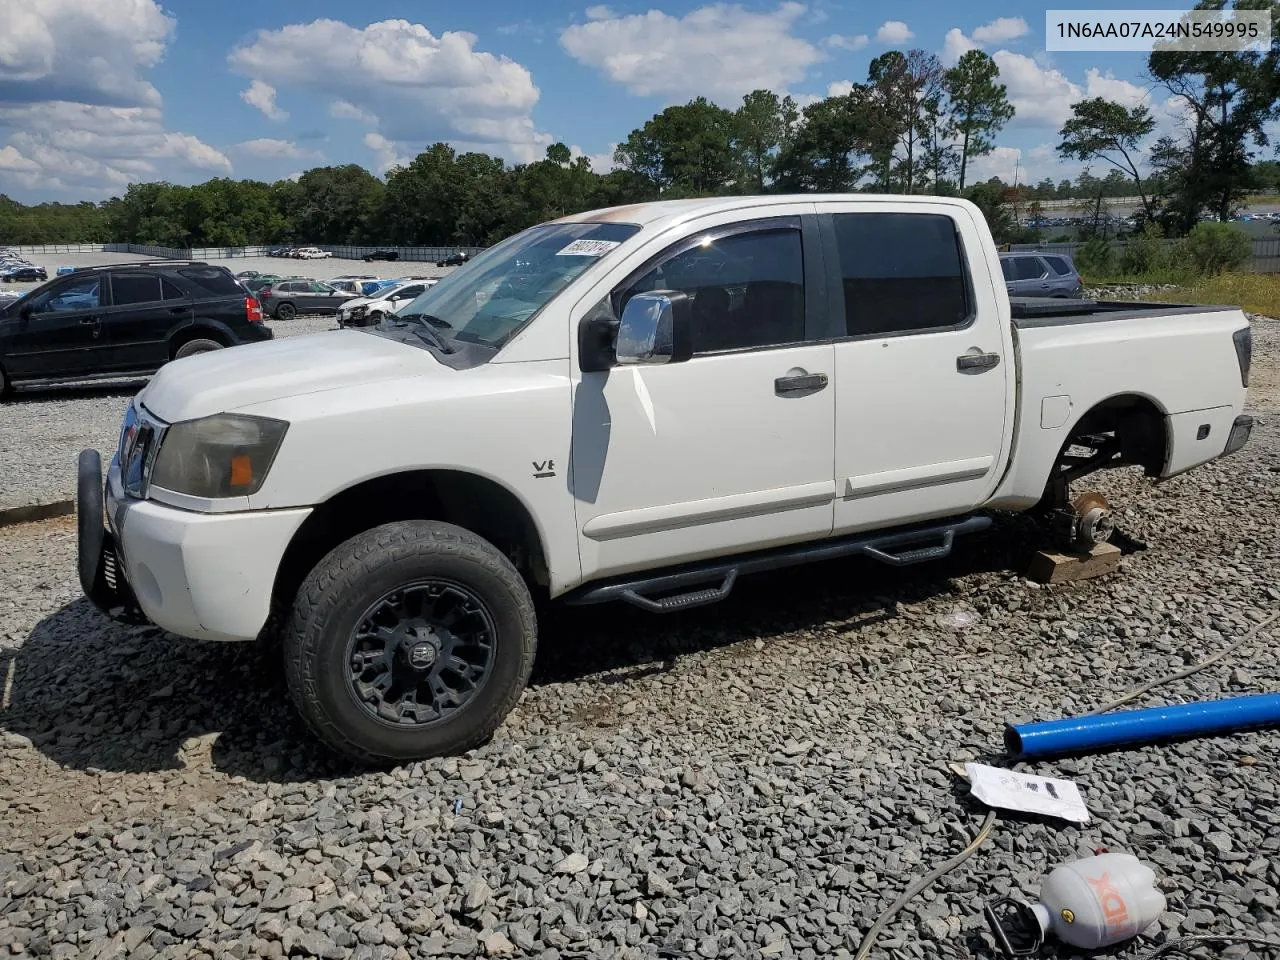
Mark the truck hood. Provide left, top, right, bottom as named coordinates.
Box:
left=139, top=330, right=436, bottom=423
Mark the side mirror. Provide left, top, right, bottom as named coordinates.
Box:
left=615, top=291, right=692, bottom=366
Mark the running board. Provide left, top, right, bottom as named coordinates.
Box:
left=564, top=514, right=992, bottom=613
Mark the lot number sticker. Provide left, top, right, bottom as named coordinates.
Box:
left=555, top=239, right=621, bottom=257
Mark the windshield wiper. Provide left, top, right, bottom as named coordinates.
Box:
left=385, top=312, right=455, bottom=353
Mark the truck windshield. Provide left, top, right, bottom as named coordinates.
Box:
left=391, top=221, right=641, bottom=350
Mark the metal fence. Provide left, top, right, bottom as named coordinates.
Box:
left=1010, top=237, right=1280, bottom=273
left=4, top=243, right=110, bottom=255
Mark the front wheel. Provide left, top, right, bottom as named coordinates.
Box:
left=275, top=302, right=297, bottom=321
left=282, top=520, right=537, bottom=765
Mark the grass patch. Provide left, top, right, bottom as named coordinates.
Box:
left=1145, top=273, right=1280, bottom=317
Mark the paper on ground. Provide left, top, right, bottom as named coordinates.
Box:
left=964, top=762, right=1091, bottom=823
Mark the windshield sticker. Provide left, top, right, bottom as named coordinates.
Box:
left=555, top=239, right=621, bottom=257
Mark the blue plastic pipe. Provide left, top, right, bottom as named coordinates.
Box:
left=1005, top=692, right=1280, bottom=759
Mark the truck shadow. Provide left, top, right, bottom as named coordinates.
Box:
left=1, top=514, right=1060, bottom=784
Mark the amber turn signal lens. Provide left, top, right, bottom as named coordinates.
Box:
left=229, top=455, right=253, bottom=488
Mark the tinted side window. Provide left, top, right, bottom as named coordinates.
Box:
left=162, top=278, right=187, bottom=300
left=1045, top=256, right=1073, bottom=276
left=1014, top=257, right=1046, bottom=281
left=177, top=268, right=242, bottom=296
left=624, top=227, right=805, bottom=354
left=1000, top=259, right=1015, bottom=281
left=110, top=274, right=163, bottom=305
left=34, top=278, right=100, bottom=313
left=832, top=213, right=969, bottom=336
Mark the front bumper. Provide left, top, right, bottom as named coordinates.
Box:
left=77, top=449, right=312, bottom=642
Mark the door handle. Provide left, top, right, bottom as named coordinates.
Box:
left=79, top=317, right=96, bottom=324
left=957, top=352, right=1000, bottom=372
left=775, top=372, right=828, bottom=395
left=170, top=306, right=188, bottom=315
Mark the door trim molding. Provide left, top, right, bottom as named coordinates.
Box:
left=582, top=480, right=837, bottom=541
left=842, top=456, right=994, bottom=499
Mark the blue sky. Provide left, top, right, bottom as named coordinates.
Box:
left=0, top=0, right=1227, bottom=202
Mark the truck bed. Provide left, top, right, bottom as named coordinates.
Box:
left=1010, top=297, right=1239, bottom=328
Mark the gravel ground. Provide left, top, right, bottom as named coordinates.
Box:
left=0, top=320, right=1277, bottom=958
left=0, top=314, right=340, bottom=513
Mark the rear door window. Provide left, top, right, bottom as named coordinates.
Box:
left=1044, top=256, right=1074, bottom=276
left=110, top=274, right=163, bottom=306
left=162, top=278, right=187, bottom=300
left=831, top=212, right=971, bottom=336
left=1013, top=257, right=1046, bottom=281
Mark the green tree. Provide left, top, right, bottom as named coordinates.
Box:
left=867, top=50, right=945, bottom=193
left=1057, top=97, right=1157, bottom=219
left=1148, top=0, right=1280, bottom=230
left=943, top=50, right=1015, bottom=191
left=773, top=88, right=887, bottom=192
left=732, top=89, right=795, bottom=193
left=615, top=98, right=738, bottom=197
left=292, top=164, right=385, bottom=244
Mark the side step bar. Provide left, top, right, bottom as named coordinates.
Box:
left=564, top=514, right=992, bottom=614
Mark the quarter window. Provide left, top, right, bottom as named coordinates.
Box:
left=622, top=227, right=806, bottom=354
left=832, top=213, right=970, bottom=336
left=1045, top=256, right=1074, bottom=276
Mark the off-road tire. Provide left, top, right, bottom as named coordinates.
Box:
left=275, top=302, right=297, bottom=321
left=174, top=337, right=223, bottom=360
left=282, top=520, right=537, bottom=765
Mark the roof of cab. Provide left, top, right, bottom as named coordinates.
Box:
left=550, top=193, right=979, bottom=231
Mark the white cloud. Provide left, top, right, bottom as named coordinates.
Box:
left=967, top=145, right=1022, bottom=183
left=584, top=4, right=616, bottom=18
left=570, top=143, right=617, bottom=173
left=0, top=0, right=173, bottom=107
left=875, top=20, right=913, bottom=44
left=993, top=51, right=1179, bottom=134
left=329, top=99, right=373, bottom=122
left=559, top=3, right=823, bottom=102
left=364, top=132, right=412, bottom=174
left=240, top=80, right=287, bottom=121
left=941, top=17, right=1030, bottom=65
left=972, top=17, right=1029, bottom=44
left=0, top=1, right=230, bottom=198
left=233, top=138, right=319, bottom=161
left=824, top=33, right=868, bottom=51
left=942, top=28, right=981, bottom=66
left=827, top=80, right=855, bottom=97
left=229, top=18, right=554, bottom=164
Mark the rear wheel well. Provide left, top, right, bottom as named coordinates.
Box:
left=1038, top=394, right=1167, bottom=511
left=271, top=470, right=550, bottom=624
left=169, top=326, right=229, bottom=358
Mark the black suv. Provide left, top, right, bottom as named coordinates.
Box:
left=0, top=261, right=272, bottom=396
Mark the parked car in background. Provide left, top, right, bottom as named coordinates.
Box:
left=257, top=279, right=356, bottom=320
left=56, top=265, right=78, bottom=277
left=242, top=274, right=294, bottom=294
left=363, top=249, right=400, bottom=262
left=0, top=261, right=270, bottom=396
left=336, top=279, right=437, bottom=327
left=236, top=270, right=261, bottom=279
left=999, top=252, right=1083, bottom=298
left=2, top=265, right=48, bottom=282
left=436, top=251, right=470, bottom=267
left=296, top=247, right=333, bottom=260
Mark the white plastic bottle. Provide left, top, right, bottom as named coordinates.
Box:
left=987, top=853, right=1166, bottom=956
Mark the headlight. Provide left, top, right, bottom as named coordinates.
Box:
left=150, top=413, right=289, bottom=498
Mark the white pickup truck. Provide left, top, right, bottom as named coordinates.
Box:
left=76, top=195, right=1254, bottom=764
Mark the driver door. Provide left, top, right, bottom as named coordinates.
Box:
left=5, top=276, right=107, bottom=379
left=570, top=210, right=837, bottom=582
